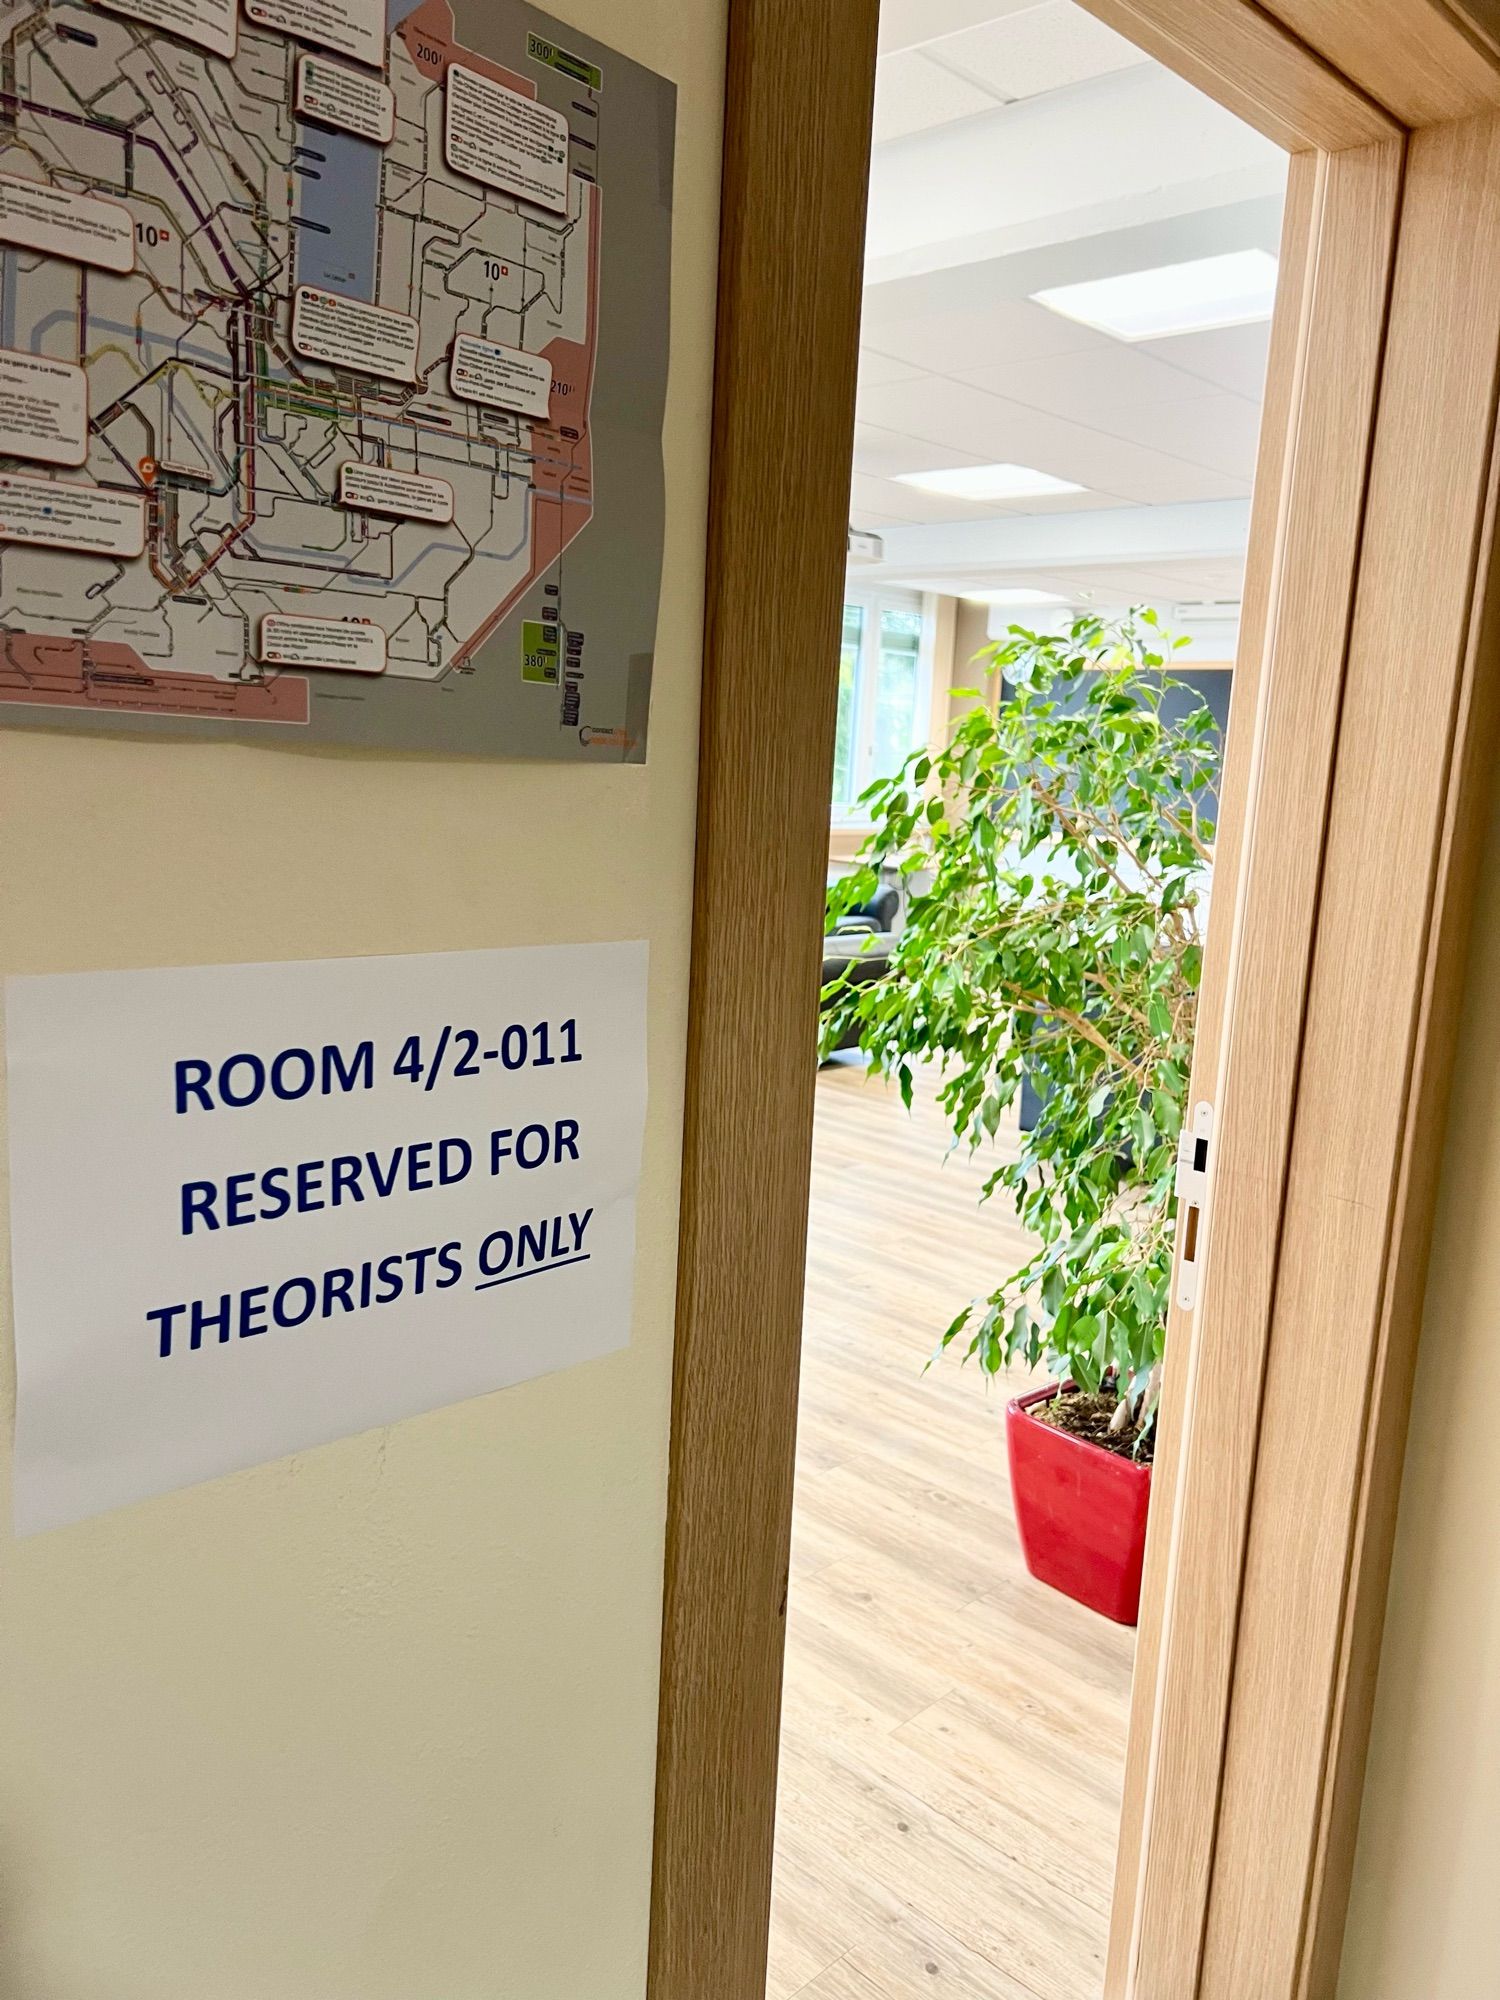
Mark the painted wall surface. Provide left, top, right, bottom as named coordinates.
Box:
left=1338, top=771, right=1500, bottom=1999
left=0, top=3, right=724, bottom=1994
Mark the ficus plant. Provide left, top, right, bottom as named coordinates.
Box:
left=821, top=611, right=1220, bottom=1453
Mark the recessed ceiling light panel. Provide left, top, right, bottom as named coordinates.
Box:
left=1031, top=249, right=1279, bottom=342
left=895, top=463, right=1086, bottom=500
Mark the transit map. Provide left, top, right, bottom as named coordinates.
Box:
left=0, top=0, right=672, bottom=758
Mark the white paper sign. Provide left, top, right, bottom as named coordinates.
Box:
left=258, top=612, right=387, bottom=673
left=4, top=943, right=649, bottom=1534
left=0, top=472, right=145, bottom=557
left=444, top=64, right=569, bottom=214
left=95, top=0, right=239, bottom=59
left=0, top=172, right=134, bottom=274
left=339, top=460, right=454, bottom=523
left=243, top=0, right=384, bottom=69
left=291, top=284, right=418, bottom=382
left=0, top=350, right=88, bottom=466
left=449, top=332, right=553, bottom=420
left=296, top=51, right=395, bottom=142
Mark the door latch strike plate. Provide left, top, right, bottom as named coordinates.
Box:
left=1174, top=1100, right=1214, bottom=1312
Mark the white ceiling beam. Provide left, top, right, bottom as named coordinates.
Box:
left=862, top=497, right=1252, bottom=583
left=864, top=63, right=1286, bottom=288
left=861, top=195, right=1287, bottom=334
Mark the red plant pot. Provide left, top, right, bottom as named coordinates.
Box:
left=1005, top=1382, right=1152, bottom=1626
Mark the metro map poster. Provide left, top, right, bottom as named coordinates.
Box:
left=0, top=0, right=673, bottom=759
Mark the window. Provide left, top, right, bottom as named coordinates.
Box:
left=831, top=603, right=864, bottom=809
left=831, top=588, right=933, bottom=820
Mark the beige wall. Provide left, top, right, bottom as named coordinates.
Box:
left=0, top=4, right=723, bottom=1994
left=1338, top=769, right=1500, bottom=1997
left=949, top=595, right=996, bottom=725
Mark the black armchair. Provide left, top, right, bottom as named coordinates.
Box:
left=819, top=884, right=900, bottom=1053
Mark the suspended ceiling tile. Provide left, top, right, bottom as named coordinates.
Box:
left=937, top=1, right=1152, bottom=102
left=1136, top=321, right=1274, bottom=398
left=859, top=297, right=1113, bottom=374
left=1075, top=391, right=1265, bottom=479
left=852, top=420, right=986, bottom=480
left=1002, top=485, right=1140, bottom=513
left=1047, top=564, right=1227, bottom=601
left=1150, top=560, right=1250, bottom=595
left=854, top=376, right=933, bottom=425
left=908, top=377, right=1080, bottom=457
left=871, top=50, right=1002, bottom=146
left=857, top=347, right=928, bottom=389
left=849, top=471, right=1009, bottom=527
left=957, top=342, right=1225, bottom=422
left=856, top=374, right=1250, bottom=500
left=1076, top=456, right=1250, bottom=505
left=851, top=367, right=1061, bottom=449
left=879, top=0, right=1040, bottom=58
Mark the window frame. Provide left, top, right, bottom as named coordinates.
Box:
left=830, top=582, right=934, bottom=826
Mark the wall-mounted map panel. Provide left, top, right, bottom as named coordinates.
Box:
left=0, top=0, right=673, bottom=761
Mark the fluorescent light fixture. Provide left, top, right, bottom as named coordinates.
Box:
left=964, top=587, right=1066, bottom=607
left=1031, top=249, right=1279, bottom=342
left=895, top=463, right=1085, bottom=500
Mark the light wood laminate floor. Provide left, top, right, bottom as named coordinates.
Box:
left=768, top=1058, right=1134, bottom=2000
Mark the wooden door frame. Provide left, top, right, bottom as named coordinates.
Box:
left=648, top=4, right=1500, bottom=1998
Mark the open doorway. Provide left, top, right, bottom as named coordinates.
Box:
left=769, top=7, right=1285, bottom=1994
left=653, top=3, right=1500, bottom=1995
